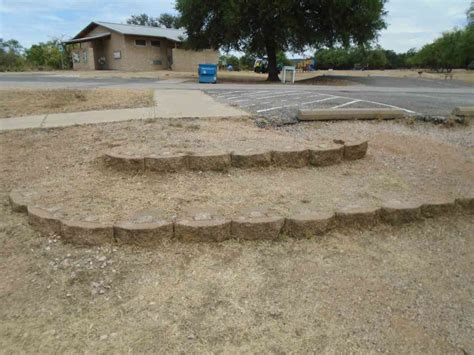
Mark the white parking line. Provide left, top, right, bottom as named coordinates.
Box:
left=215, top=91, right=245, bottom=98
left=241, top=101, right=273, bottom=107
left=358, top=99, right=417, bottom=114
left=257, top=104, right=300, bottom=113
left=300, top=96, right=340, bottom=105
left=224, top=91, right=272, bottom=100
left=331, top=100, right=361, bottom=109
left=256, top=92, right=309, bottom=100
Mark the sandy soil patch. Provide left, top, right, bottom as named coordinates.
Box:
left=0, top=88, right=154, bottom=118
left=1, top=118, right=472, bottom=224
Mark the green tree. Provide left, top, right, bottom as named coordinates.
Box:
left=239, top=52, right=256, bottom=71
left=26, top=41, right=66, bottom=69
left=126, top=13, right=181, bottom=28
left=126, top=14, right=159, bottom=27
left=0, top=39, right=25, bottom=71
left=176, top=0, right=387, bottom=81
left=412, top=27, right=473, bottom=71
left=157, top=13, right=181, bottom=29
left=366, top=48, right=388, bottom=68
left=276, top=51, right=291, bottom=67
left=219, top=54, right=240, bottom=70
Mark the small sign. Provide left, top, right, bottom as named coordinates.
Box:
left=113, top=51, right=121, bottom=59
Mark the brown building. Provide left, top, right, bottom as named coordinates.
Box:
left=65, top=21, right=218, bottom=72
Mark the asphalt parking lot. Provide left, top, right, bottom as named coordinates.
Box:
left=205, top=87, right=474, bottom=123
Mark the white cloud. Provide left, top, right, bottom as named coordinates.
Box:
left=376, top=0, right=470, bottom=52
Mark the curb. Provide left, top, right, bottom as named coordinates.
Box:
left=298, top=108, right=406, bottom=121
left=9, top=191, right=473, bottom=246
left=452, top=106, right=474, bottom=119
left=102, top=140, right=368, bottom=173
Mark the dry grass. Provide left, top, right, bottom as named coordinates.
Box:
left=10, top=68, right=474, bottom=83
left=315, top=69, right=474, bottom=83
left=0, top=117, right=473, bottom=352
left=1, top=117, right=473, bottom=224
left=0, top=88, right=154, bottom=118
left=0, top=198, right=472, bottom=353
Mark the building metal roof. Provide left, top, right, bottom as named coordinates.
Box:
left=70, top=21, right=186, bottom=43
left=64, top=32, right=111, bottom=44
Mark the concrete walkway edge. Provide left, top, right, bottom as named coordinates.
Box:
left=0, top=89, right=249, bottom=131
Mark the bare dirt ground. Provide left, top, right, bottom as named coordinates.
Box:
left=0, top=117, right=473, bottom=352
left=0, top=89, right=154, bottom=118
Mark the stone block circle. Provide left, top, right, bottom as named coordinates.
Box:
left=10, top=190, right=473, bottom=246
left=102, top=140, right=368, bottom=173
left=10, top=135, right=473, bottom=246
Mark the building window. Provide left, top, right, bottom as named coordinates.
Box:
left=151, top=40, right=161, bottom=47
left=135, top=39, right=147, bottom=47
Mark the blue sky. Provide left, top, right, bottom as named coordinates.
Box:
left=0, top=0, right=470, bottom=53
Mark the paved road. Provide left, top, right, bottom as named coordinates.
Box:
left=0, top=73, right=472, bottom=119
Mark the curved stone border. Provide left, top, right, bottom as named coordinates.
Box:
left=9, top=191, right=473, bottom=246
left=102, top=140, right=368, bottom=173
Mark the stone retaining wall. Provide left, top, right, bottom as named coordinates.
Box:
left=10, top=191, right=473, bottom=246
left=103, top=140, right=369, bottom=173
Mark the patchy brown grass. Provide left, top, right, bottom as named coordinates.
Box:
left=0, top=89, right=154, bottom=118
left=10, top=68, right=474, bottom=83
left=0, top=198, right=473, bottom=353
left=0, top=118, right=473, bottom=352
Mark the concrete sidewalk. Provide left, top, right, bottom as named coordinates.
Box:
left=0, top=89, right=248, bottom=131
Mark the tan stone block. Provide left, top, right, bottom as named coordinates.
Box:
left=114, top=220, right=173, bottom=246
left=309, top=145, right=343, bottom=166
left=9, top=191, right=28, bottom=213
left=61, top=220, right=114, bottom=245
left=344, top=141, right=368, bottom=160
left=187, top=152, right=231, bottom=172
left=380, top=201, right=422, bottom=225
left=271, top=148, right=309, bottom=168
left=103, top=152, right=144, bottom=171
left=231, top=216, right=284, bottom=240
left=145, top=154, right=188, bottom=173
left=455, top=197, right=474, bottom=211
left=283, top=212, right=335, bottom=238
left=27, top=207, right=62, bottom=236
left=421, top=200, right=456, bottom=217
left=231, top=150, right=272, bottom=169
left=175, top=218, right=231, bottom=242
left=335, top=206, right=380, bottom=227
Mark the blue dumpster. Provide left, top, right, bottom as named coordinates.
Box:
left=198, top=64, right=217, bottom=84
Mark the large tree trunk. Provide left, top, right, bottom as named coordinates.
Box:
left=265, top=43, right=280, bottom=82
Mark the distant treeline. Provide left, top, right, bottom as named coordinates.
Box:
left=316, top=25, right=474, bottom=72
left=2, top=17, right=473, bottom=72
left=0, top=39, right=71, bottom=71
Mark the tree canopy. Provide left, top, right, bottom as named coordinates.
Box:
left=126, top=13, right=181, bottom=29
left=176, top=0, right=387, bottom=80
left=410, top=26, right=473, bottom=72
